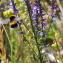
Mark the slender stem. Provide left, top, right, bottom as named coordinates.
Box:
left=24, top=0, right=43, bottom=63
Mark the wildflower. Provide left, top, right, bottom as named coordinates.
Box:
left=10, top=0, right=18, bottom=14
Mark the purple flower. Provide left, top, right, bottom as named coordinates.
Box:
left=31, top=4, right=39, bottom=21
left=32, top=7, right=37, bottom=14
left=52, top=5, right=59, bottom=11
left=37, top=7, right=40, bottom=14
left=42, top=22, right=47, bottom=26
left=51, top=14, right=56, bottom=18
left=42, top=17, right=47, bottom=21
left=10, top=0, right=18, bottom=14
left=32, top=15, right=37, bottom=20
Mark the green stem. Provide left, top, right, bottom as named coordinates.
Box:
left=25, top=0, right=42, bottom=63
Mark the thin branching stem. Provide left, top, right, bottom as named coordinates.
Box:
left=24, top=0, right=43, bottom=63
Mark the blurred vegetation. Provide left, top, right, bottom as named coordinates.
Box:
left=0, top=0, right=63, bottom=63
